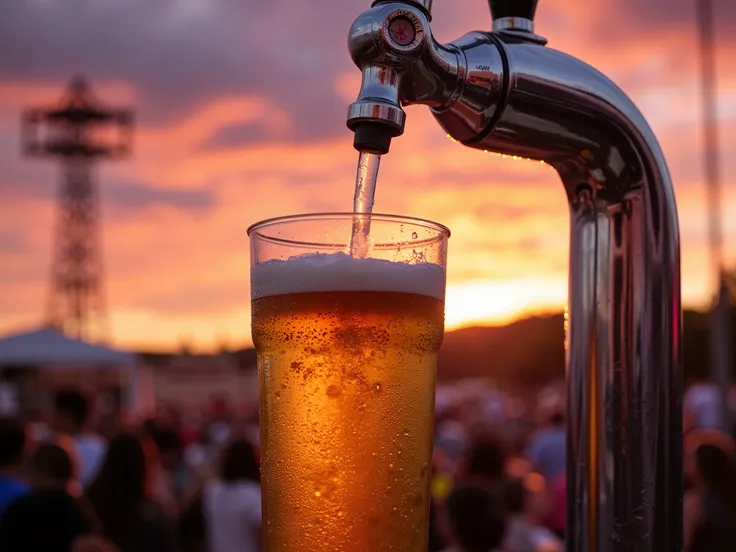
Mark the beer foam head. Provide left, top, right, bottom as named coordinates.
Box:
left=251, top=252, right=446, bottom=300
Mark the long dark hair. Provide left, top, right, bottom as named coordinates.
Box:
left=220, top=439, right=260, bottom=484
left=696, top=444, right=736, bottom=513
left=87, top=432, right=158, bottom=539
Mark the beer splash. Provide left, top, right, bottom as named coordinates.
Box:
left=349, top=151, right=381, bottom=258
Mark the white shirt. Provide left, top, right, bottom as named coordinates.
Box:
left=204, top=479, right=262, bottom=552
left=74, top=434, right=107, bottom=488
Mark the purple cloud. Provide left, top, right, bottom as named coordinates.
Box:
left=2, top=0, right=731, bottom=147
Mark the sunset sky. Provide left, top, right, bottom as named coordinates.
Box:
left=1, top=0, right=735, bottom=352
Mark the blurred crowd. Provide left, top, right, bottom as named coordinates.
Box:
left=0, top=378, right=734, bottom=552
left=0, top=390, right=260, bottom=552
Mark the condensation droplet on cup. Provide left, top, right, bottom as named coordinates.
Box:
left=372, top=382, right=382, bottom=393
left=411, top=231, right=418, bottom=239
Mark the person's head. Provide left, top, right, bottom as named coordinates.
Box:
left=53, top=389, right=90, bottom=434
left=87, top=432, right=159, bottom=537
left=684, top=429, right=735, bottom=487
left=151, top=426, right=183, bottom=471
left=141, top=418, right=158, bottom=437
left=694, top=443, right=736, bottom=491
left=464, top=438, right=507, bottom=483
left=220, top=439, right=259, bottom=484
left=29, top=440, right=76, bottom=490
left=503, top=473, right=549, bottom=522
left=504, top=478, right=527, bottom=515
left=445, top=485, right=505, bottom=552
left=0, top=417, right=26, bottom=471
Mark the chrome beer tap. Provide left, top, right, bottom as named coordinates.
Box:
left=346, top=1, right=683, bottom=551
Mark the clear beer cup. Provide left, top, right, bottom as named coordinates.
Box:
left=248, top=213, right=450, bottom=551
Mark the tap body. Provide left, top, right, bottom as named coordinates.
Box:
left=347, top=2, right=683, bottom=551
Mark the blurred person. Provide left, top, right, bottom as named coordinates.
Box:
left=684, top=378, right=725, bottom=431
left=184, top=427, right=214, bottom=475
left=203, top=439, right=261, bottom=552
left=683, top=427, right=735, bottom=546
left=179, top=411, right=201, bottom=450
left=545, top=472, right=566, bottom=540
left=459, top=437, right=508, bottom=495
left=150, top=425, right=188, bottom=518
left=0, top=417, right=28, bottom=516
left=687, top=444, right=736, bottom=552
left=0, top=440, right=99, bottom=552
left=432, top=447, right=456, bottom=503
left=525, top=411, right=566, bottom=483
left=87, top=432, right=180, bottom=552
left=683, top=427, right=734, bottom=491
left=503, top=475, right=563, bottom=552
left=208, top=395, right=233, bottom=447
left=27, top=407, right=54, bottom=443
left=435, top=415, right=470, bottom=477
left=440, top=485, right=506, bottom=552
left=53, top=389, right=107, bottom=487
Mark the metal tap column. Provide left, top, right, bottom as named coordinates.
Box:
left=346, top=0, right=683, bottom=549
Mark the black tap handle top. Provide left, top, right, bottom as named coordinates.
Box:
left=488, top=0, right=538, bottom=21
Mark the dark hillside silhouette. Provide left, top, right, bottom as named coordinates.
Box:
left=435, top=308, right=728, bottom=384
left=437, top=315, right=565, bottom=384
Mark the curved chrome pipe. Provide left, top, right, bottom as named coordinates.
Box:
left=347, top=2, right=683, bottom=551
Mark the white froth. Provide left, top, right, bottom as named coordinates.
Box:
left=251, top=252, right=446, bottom=300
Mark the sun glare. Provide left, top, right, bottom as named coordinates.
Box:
left=445, top=278, right=568, bottom=330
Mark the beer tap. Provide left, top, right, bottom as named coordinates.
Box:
left=347, top=1, right=683, bottom=550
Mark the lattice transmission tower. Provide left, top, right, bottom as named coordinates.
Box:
left=22, top=76, right=134, bottom=343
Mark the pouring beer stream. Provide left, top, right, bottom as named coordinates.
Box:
left=345, top=0, right=683, bottom=550
left=349, top=151, right=381, bottom=258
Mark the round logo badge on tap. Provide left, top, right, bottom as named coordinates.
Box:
left=383, top=9, right=424, bottom=52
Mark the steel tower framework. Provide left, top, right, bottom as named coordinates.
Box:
left=22, top=76, right=133, bottom=342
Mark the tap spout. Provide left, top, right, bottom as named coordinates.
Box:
left=346, top=2, right=475, bottom=153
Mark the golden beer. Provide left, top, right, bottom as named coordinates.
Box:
left=253, top=281, right=444, bottom=550
left=249, top=215, right=449, bottom=552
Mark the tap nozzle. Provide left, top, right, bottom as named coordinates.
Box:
left=347, top=65, right=406, bottom=155
left=346, top=3, right=431, bottom=154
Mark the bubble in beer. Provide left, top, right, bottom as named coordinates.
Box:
left=373, top=382, right=383, bottom=393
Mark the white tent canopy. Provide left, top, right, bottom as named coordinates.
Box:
left=0, top=328, right=136, bottom=367
left=0, top=328, right=147, bottom=415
